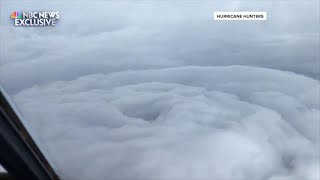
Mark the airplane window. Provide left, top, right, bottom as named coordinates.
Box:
left=0, top=0, right=319, bottom=180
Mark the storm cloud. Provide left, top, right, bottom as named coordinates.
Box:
left=0, top=0, right=319, bottom=180
left=12, top=66, right=320, bottom=180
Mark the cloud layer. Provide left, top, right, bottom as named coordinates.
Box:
left=13, top=66, right=320, bottom=180
left=0, top=0, right=319, bottom=179
left=0, top=0, right=319, bottom=93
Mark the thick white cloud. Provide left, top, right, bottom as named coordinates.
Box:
left=13, top=66, right=320, bottom=180
left=0, top=0, right=319, bottom=179
left=0, top=0, right=319, bottom=93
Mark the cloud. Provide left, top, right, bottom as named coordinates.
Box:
left=0, top=0, right=319, bottom=179
left=13, top=66, right=320, bottom=180
left=0, top=0, right=319, bottom=93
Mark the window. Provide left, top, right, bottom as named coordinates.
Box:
left=0, top=1, right=319, bottom=180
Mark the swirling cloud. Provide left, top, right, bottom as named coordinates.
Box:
left=13, top=66, right=319, bottom=180
left=0, top=0, right=319, bottom=179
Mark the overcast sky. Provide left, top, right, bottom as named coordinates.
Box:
left=0, top=0, right=319, bottom=179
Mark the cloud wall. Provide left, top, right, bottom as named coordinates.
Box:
left=0, top=0, right=319, bottom=179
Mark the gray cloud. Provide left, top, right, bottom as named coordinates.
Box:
left=0, top=0, right=319, bottom=179
left=13, top=66, right=320, bottom=180
left=0, top=0, right=319, bottom=93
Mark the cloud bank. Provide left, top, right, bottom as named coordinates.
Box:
left=0, top=0, right=319, bottom=179
left=13, top=66, right=320, bottom=180
left=0, top=0, right=319, bottom=93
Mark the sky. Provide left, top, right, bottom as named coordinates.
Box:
left=0, top=0, right=319, bottom=179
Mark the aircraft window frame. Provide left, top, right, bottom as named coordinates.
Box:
left=0, top=86, right=59, bottom=180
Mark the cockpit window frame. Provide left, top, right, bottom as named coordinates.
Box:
left=0, top=86, right=59, bottom=180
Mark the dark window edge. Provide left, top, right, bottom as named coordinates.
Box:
left=0, top=87, right=59, bottom=180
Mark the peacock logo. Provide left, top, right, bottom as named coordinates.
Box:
left=10, top=12, right=22, bottom=19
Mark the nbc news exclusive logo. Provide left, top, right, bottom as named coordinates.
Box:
left=10, top=11, right=59, bottom=27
